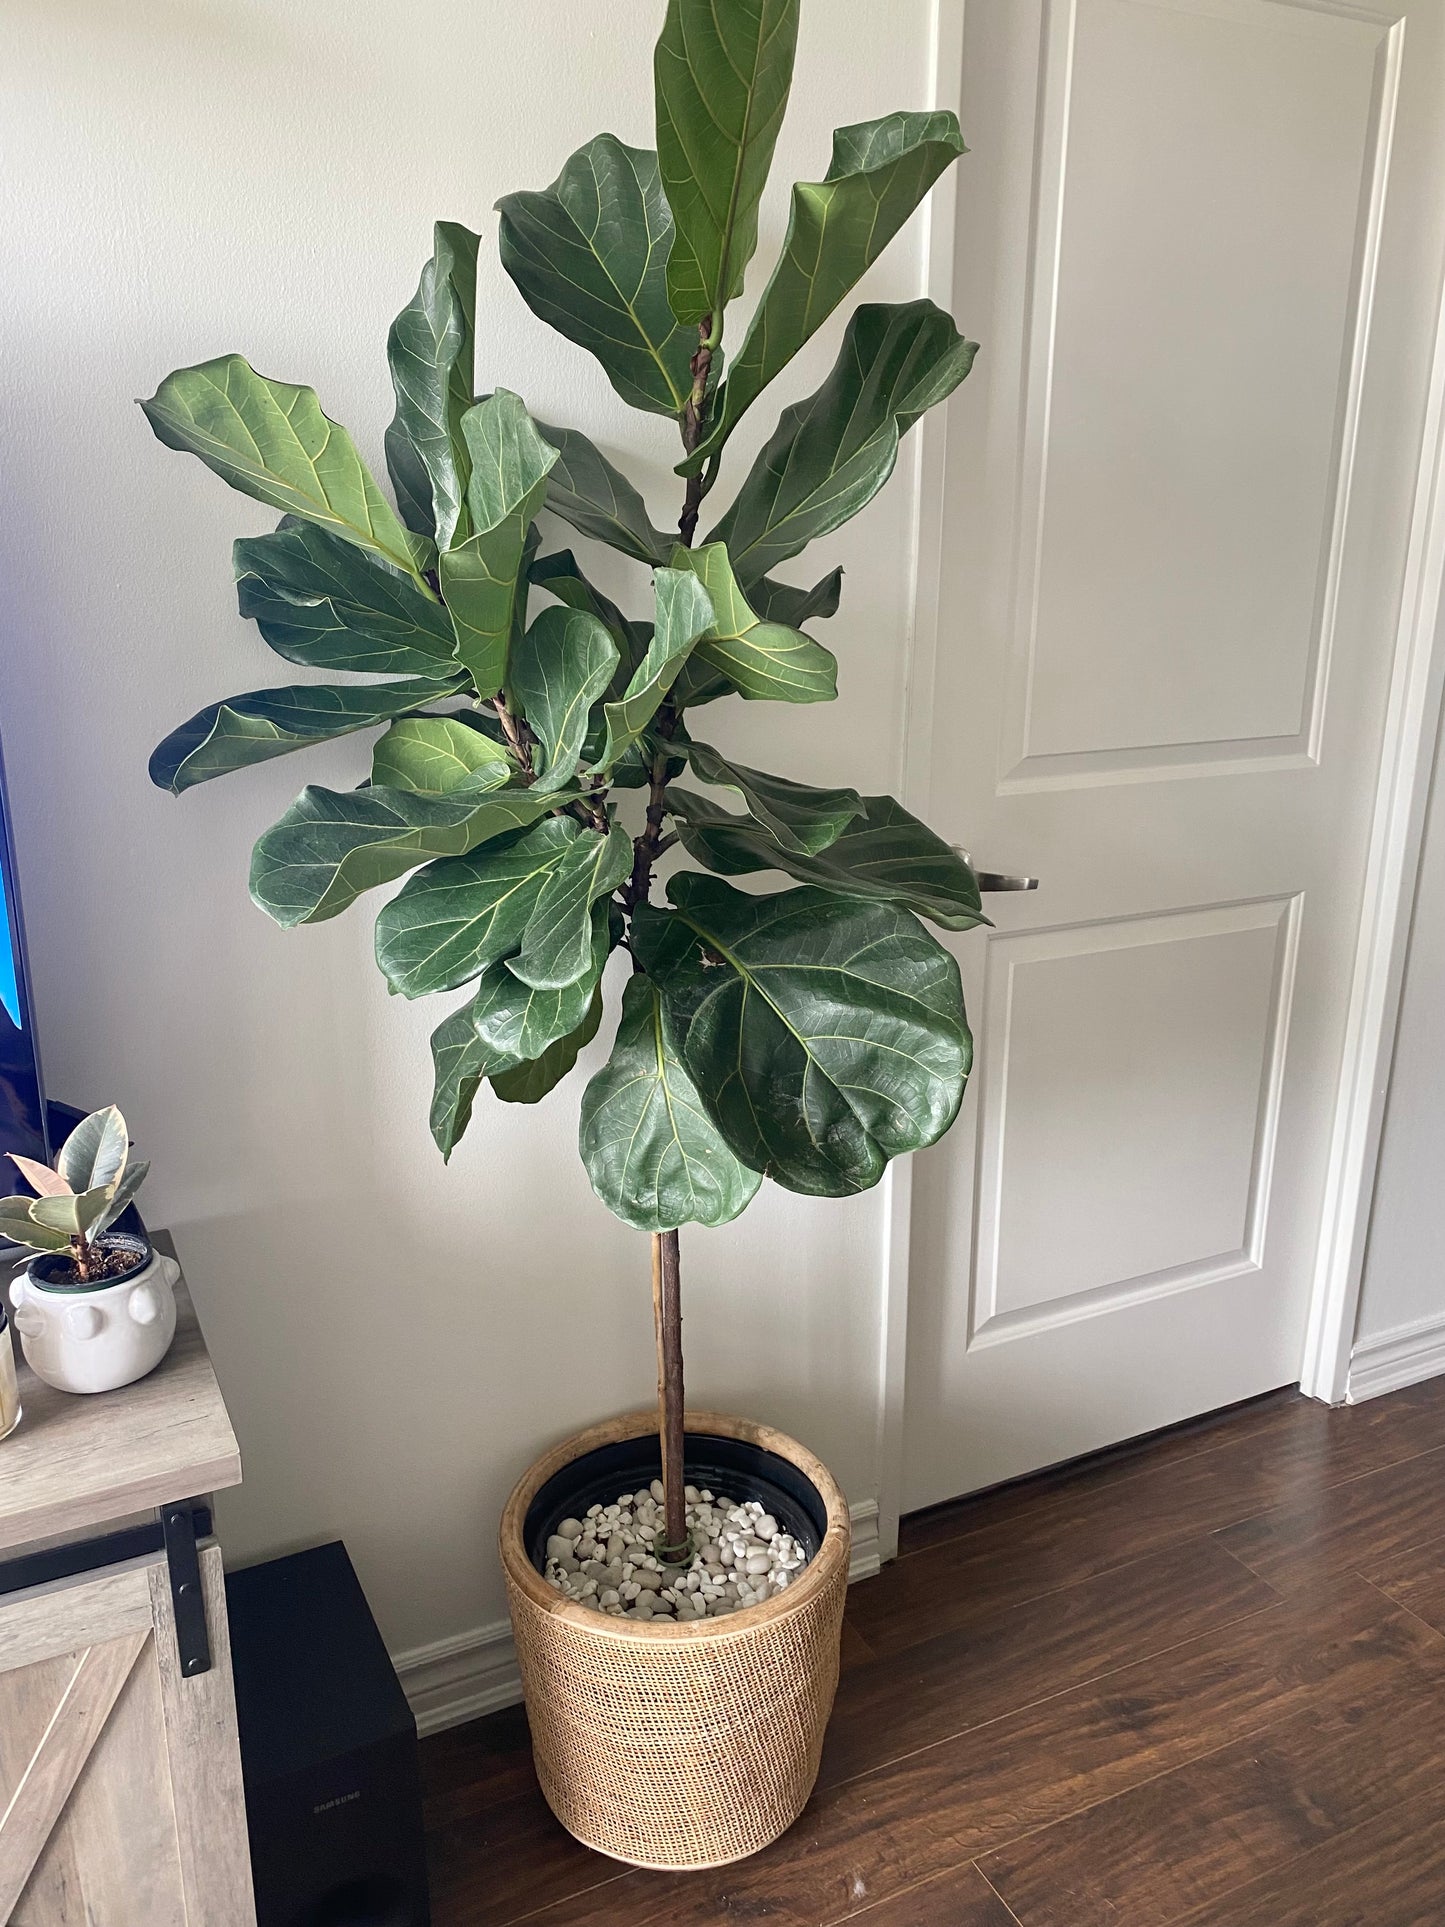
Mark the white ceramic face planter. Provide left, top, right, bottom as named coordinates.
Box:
left=8, top=1242, right=179, bottom=1395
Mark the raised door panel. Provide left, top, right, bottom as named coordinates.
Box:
left=973, top=898, right=1298, bottom=1340
left=1005, top=0, right=1396, bottom=785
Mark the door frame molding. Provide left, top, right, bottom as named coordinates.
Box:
left=1300, top=250, right=1445, bottom=1401
left=879, top=0, right=1445, bottom=1558
left=876, top=0, right=967, bottom=1562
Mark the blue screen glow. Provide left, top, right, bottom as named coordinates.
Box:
left=0, top=863, right=19, bottom=1031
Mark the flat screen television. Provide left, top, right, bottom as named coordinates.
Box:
left=0, top=730, right=49, bottom=1195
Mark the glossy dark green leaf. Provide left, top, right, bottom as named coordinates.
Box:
left=233, top=518, right=456, bottom=679
left=669, top=658, right=737, bottom=710
left=579, top=971, right=762, bottom=1231
left=497, top=135, right=694, bottom=416
left=597, top=567, right=714, bottom=767
left=670, top=542, right=836, bottom=703
left=654, top=0, right=800, bottom=324
left=492, top=984, right=605, bottom=1104
left=747, top=567, right=843, bottom=628
left=713, top=301, right=977, bottom=582
left=430, top=1002, right=490, bottom=1157
left=679, top=741, right=861, bottom=854
left=511, top=823, right=632, bottom=990
left=684, top=113, right=967, bottom=470
left=672, top=790, right=987, bottom=930
left=384, top=222, right=482, bottom=551
left=150, top=678, right=460, bottom=795
left=604, top=737, right=688, bottom=788
left=511, top=606, right=619, bottom=792
left=250, top=782, right=576, bottom=927
left=536, top=419, right=672, bottom=565
left=530, top=551, right=649, bottom=700
left=632, top=872, right=971, bottom=1195
left=430, top=903, right=612, bottom=1153
left=374, top=814, right=583, bottom=997
left=142, top=355, right=432, bottom=578
left=370, top=716, right=513, bottom=795
left=438, top=392, right=559, bottom=696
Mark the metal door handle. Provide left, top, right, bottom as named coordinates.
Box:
left=953, top=847, right=1039, bottom=893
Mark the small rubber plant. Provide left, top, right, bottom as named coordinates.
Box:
left=1, top=1107, right=150, bottom=1282
left=143, top=0, right=986, bottom=1555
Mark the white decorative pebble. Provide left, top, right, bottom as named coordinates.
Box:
left=542, top=1483, right=812, bottom=1620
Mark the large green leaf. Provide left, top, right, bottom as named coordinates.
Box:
left=511, top=606, right=619, bottom=793
left=0, top=1200, right=69, bottom=1252
left=385, top=221, right=482, bottom=551
left=92, top=1158, right=151, bottom=1240
left=597, top=567, right=714, bottom=767
left=439, top=393, right=559, bottom=696
left=684, top=113, right=968, bottom=470
left=748, top=567, right=843, bottom=628
left=672, top=790, right=987, bottom=929
left=430, top=903, right=612, bottom=1154
left=497, top=135, right=694, bottom=417
left=669, top=658, right=739, bottom=710
left=31, top=1185, right=114, bottom=1241
left=670, top=542, right=836, bottom=703
left=713, top=301, right=977, bottom=582
left=374, top=814, right=585, bottom=997
left=150, top=678, right=460, bottom=795
left=632, top=873, right=971, bottom=1195
left=536, top=420, right=672, bottom=565
left=234, top=519, right=456, bottom=678
left=529, top=551, right=648, bottom=699
left=510, top=822, right=632, bottom=990
left=654, top=0, right=800, bottom=325
left=142, top=355, right=432, bottom=579
left=680, top=741, right=860, bottom=855
left=370, top=716, right=513, bottom=795
left=250, top=782, right=575, bottom=927
left=430, top=1002, right=490, bottom=1158
left=492, top=985, right=605, bottom=1105
left=579, top=971, right=762, bottom=1231
left=58, top=1106, right=129, bottom=1192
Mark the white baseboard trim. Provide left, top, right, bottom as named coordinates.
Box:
left=393, top=1618, right=522, bottom=1739
left=395, top=1499, right=883, bottom=1739
left=1347, top=1313, right=1445, bottom=1403
left=848, top=1498, right=882, bottom=1583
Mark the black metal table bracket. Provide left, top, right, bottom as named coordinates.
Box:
left=160, top=1498, right=212, bottom=1677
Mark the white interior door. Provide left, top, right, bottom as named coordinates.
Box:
left=902, top=0, right=1445, bottom=1512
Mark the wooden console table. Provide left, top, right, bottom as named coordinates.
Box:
left=0, top=1236, right=256, bottom=1925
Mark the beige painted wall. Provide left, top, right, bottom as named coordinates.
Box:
left=0, top=0, right=943, bottom=1653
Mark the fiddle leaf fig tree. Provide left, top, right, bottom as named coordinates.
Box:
left=144, top=0, right=984, bottom=1557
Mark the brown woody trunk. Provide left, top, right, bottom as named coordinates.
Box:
left=651, top=1228, right=687, bottom=1554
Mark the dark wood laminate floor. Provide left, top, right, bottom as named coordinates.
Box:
left=421, top=1377, right=1445, bottom=1927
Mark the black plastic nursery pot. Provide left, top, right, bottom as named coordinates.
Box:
left=27, top=1230, right=151, bottom=1290
left=500, top=1408, right=851, bottom=1871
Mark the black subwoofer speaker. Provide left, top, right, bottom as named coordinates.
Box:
left=226, top=1541, right=431, bottom=1927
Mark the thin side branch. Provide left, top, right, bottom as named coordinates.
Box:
left=491, top=694, right=533, bottom=779
left=678, top=318, right=714, bottom=548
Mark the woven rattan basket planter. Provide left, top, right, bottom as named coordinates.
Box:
left=500, top=1408, right=851, bottom=1870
